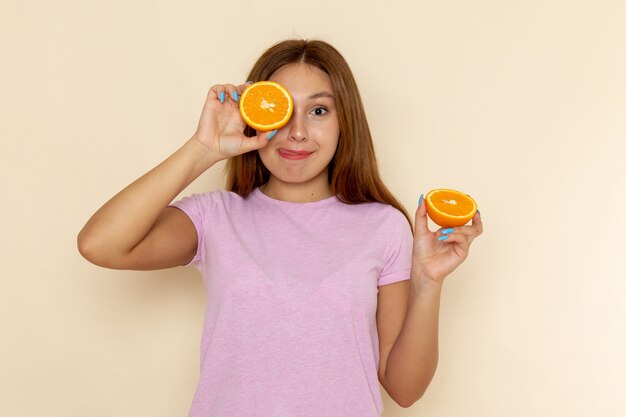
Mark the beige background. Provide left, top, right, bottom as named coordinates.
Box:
left=2, top=0, right=625, bottom=416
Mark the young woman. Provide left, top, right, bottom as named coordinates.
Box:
left=78, top=38, right=483, bottom=417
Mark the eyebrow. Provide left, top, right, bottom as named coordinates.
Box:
left=307, top=91, right=335, bottom=100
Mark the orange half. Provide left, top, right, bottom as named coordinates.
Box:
left=239, top=81, right=293, bottom=132
left=425, top=189, right=478, bottom=228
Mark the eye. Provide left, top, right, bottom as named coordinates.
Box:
left=311, top=106, right=328, bottom=116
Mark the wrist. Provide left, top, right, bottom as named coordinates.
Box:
left=184, top=135, right=222, bottom=173
left=410, top=270, right=444, bottom=294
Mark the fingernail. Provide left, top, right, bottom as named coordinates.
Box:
left=246, top=80, right=254, bottom=85
left=438, top=235, right=449, bottom=241
left=267, top=129, right=277, bottom=140
left=477, top=209, right=481, bottom=217
left=418, top=194, right=424, bottom=207
left=233, top=91, right=239, bottom=102
left=442, top=228, right=454, bottom=234
left=219, top=92, right=224, bottom=103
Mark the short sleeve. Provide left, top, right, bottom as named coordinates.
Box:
left=168, top=193, right=206, bottom=268
left=378, top=209, right=413, bottom=286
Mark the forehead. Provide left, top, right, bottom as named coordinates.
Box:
left=269, top=63, right=334, bottom=98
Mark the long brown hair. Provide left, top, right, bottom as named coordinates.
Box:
left=224, top=38, right=414, bottom=231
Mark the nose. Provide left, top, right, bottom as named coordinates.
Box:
left=284, top=111, right=307, bottom=143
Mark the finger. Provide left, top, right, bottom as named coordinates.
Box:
left=223, top=83, right=239, bottom=102
left=236, top=130, right=272, bottom=154
left=414, top=194, right=430, bottom=237
left=436, top=226, right=479, bottom=247
left=436, top=224, right=476, bottom=237
left=435, top=226, right=458, bottom=239
left=437, top=231, right=470, bottom=246
left=246, top=129, right=277, bottom=145
left=237, top=80, right=254, bottom=95
left=210, top=84, right=227, bottom=104
left=471, top=210, right=483, bottom=235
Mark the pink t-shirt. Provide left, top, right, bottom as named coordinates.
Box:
left=170, top=186, right=413, bottom=417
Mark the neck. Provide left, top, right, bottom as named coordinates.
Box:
left=260, top=176, right=333, bottom=203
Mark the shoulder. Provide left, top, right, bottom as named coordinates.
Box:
left=377, top=204, right=412, bottom=239
left=349, top=201, right=408, bottom=228
left=176, top=189, right=244, bottom=207
left=169, top=189, right=247, bottom=222
left=334, top=201, right=411, bottom=242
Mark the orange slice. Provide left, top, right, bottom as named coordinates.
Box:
left=425, top=189, right=478, bottom=228
left=239, top=81, right=293, bottom=132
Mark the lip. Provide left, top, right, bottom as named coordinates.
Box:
left=278, top=149, right=313, bottom=160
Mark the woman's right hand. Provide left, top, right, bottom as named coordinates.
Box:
left=192, top=81, right=274, bottom=161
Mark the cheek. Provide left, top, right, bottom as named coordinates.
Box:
left=314, top=121, right=340, bottom=141
left=322, top=127, right=341, bottom=152
left=326, top=120, right=340, bottom=143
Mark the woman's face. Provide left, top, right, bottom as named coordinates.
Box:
left=257, top=63, right=340, bottom=188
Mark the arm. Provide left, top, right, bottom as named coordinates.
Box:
left=381, top=194, right=483, bottom=407
left=77, top=136, right=220, bottom=269
left=381, top=276, right=441, bottom=407
left=77, top=81, right=273, bottom=270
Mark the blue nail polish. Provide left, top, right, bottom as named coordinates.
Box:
left=267, top=130, right=277, bottom=140
left=418, top=194, right=424, bottom=207
left=442, top=228, right=454, bottom=234
left=219, top=92, right=224, bottom=103
left=438, top=235, right=449, bottom=241
left=233, top=91, right=238, bottom=102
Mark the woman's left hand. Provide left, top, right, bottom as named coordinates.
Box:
left=411, top=195, right=484, bottom=286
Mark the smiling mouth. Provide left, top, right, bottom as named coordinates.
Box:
left=278, top=149, right=313, bottom=159
left=279, top=149, right=312, bottom=155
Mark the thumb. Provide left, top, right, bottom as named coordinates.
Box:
left=414, top=193, right=430, bottom=237
left=239, top=129, right=277, bottom=153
